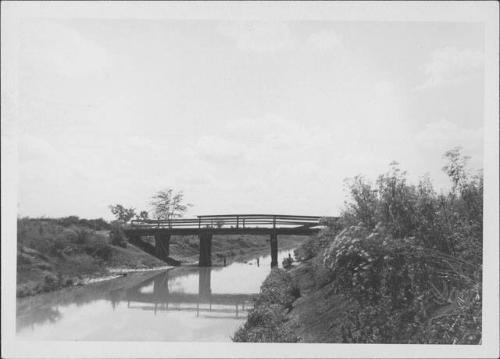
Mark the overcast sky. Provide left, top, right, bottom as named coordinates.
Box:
left=15, top=19, right=484, bottom=219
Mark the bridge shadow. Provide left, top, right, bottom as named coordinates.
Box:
left=113, top=268, right=257, bottom=318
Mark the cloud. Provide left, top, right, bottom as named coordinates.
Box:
left=307, top=30, right=343, bottom=52
left=219, top=22, right=293, bottom=53
left=415, top=119, right=482, bottom=153
left=417, top=46, right=483, bottom=90
left=21, top=21, right=109, bottom=77
left=18, top=134, right=94, bottom=182
left=189, top=135, right=247, bottom=165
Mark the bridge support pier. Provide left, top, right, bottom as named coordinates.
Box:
left=270, top=233, right=278, bottom=267
left=154, top=233, right=170, bottom=261
left=199, top=232, right=212, bottom=266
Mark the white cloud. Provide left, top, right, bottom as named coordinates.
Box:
left=219, top=22, right=293, bottom=53
left=21, top=21, right=109, bottom=77
left=417, top=46, right=483, bottom=90
left=307, top=30, right=343, bottom=52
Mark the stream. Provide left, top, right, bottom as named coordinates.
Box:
left=16, top=247, right=295, bottom=341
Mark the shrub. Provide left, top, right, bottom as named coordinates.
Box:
left=233, top=269, right=300, bottom=342
left=110, top=224, right=128, bottom=248
left=257, top=269, right=301, bottom=310
left=282, top=256, right=293, bottom=269
left=321, top=148, right=482, bottom=344
left=294, top=237, right=320, bottom=261
left=83, top=233, right=113, bottom=261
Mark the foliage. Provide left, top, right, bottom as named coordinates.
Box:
left=319, top=147, right=482, bottom=344
left=109, top=204, right=136, bottom=223
left=150, top=188, right=193, bottom=222
left=233, top=269, right=300, bottom=342
left=16, top=218, right=115, bottom=296
left=232, top=305, right=299, bottom=342
left=135, top=211, right=149, bottom=221
left=282, top=255, right=293, bottom=269
left=19, top=216, right=111, bottom=230
left=294, top=237, right=320, bottom=261
left=109, top=223, right=128, bottom=248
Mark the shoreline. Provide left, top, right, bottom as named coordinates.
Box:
left=18, top=237, right=303, bottom=299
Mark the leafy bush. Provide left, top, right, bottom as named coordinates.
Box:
left=321, top=148, right=482, bottom=344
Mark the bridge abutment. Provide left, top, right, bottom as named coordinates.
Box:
left=199, top=232, right=212, bottom=266
left=270, top=233, right=278, bottom=267
left=154, top=233, right=171, bottom=260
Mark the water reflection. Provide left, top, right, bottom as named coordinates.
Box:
left=117, top=267, right=256, bottom=318
left=16, top=247, right=296, bottom=341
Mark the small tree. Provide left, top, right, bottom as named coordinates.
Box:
left=150, top=188, right=193, bottom=224
left=136, top=210, right=149, bottom=221
left=109, top=204, right=136, bottom=224
left=442, top=147, right=471, bottom=193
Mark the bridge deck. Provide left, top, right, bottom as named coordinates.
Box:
left=128, top=214, right=324, bottom=235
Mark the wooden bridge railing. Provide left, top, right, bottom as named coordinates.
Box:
left=130, top=214, right=322, bottom=230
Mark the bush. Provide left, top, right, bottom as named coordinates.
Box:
left=83, top=234, right=113, bottom=261
left=110, top=224, right=128, bottom=248
left=282, top=256, right=293, bottom=269
left=321, top=148, right=482, bottom=344
left=233, top=269, right=300, bottom=342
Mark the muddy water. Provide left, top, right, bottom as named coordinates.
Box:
left=16, top=248, right=295, bottom=342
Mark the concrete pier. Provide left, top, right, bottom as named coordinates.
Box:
left=270, top=233, right=278, bottom=267
left=154, top=233, right=171, bottom=260
left=199, top=231, right=212, bottom=266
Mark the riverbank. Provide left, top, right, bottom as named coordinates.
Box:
left=233, top=225, right=482, bottom=344
left=17, top=218, right=308, bottom=297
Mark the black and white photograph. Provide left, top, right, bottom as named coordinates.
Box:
left=1, top=1, right=499, bottom=358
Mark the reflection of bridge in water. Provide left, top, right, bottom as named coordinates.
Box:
left=118, top=268, right=258, bottom=318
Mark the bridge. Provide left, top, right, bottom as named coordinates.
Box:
left=124, top=214, right=324, bottom=267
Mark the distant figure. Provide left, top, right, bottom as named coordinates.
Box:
left=223, top=256, right=227, bottom=266
left=256, top=257, right=260, bottom=267
left=288, top=253, right=292, bottom=261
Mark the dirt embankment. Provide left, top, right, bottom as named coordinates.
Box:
left=285, top=261, right=356, bottom=342
left=232, top=259, right=356, bottom=343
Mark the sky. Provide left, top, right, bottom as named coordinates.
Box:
left=14, top=19, right=484, bottom=219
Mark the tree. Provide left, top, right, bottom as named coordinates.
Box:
left=136, top=211, right=149, bottom=221
left=109, top=204, right=136, bottom=223
left=442, top=147, right=471, bottom=193
left=150, top=188, right=193, bottom=223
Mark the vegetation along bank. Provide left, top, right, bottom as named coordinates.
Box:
left=17, top=215, right=305, bottom=297
left=233, top=148, right=482, bottom=344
